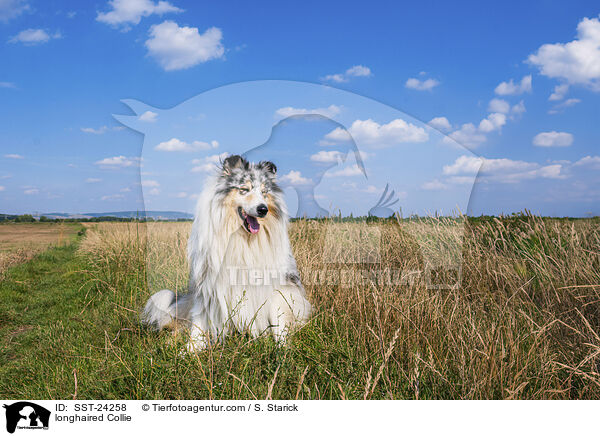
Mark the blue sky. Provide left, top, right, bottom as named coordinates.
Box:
left=1, top=0, right=599, bottom=217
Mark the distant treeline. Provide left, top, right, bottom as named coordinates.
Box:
left=290, top=210, right=599, bottom=223
left=0, top=214, right=193, bottom=223
left=1, top=211, right=597, bottom=224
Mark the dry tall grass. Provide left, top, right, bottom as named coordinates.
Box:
left=78, top=214, right=600, bottom=399
left=0, top=223, right=80, bottom=275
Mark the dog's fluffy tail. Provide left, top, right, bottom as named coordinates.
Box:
left=142, top=289, right=188, bottom=330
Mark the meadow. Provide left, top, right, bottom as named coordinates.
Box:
left=0, top=222, right=82, bottom=276
left=1, top=215, right=599, bottom=399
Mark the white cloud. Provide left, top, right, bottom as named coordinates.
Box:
left=174, top=192, right=187, bottom=198
left=190, top=152, right=229, bottom=173
left=445, top=156, right=551, bottom=179
left=120, top=187, right=132, bottom=192
left=345, top=65, right=371, bottom=77
left=101, top=193, right=125, bottom=201
left=443, top=155, right=565, bottom=183
left=155, top=137, right=219, bottom=152
left=24, top=188, right=38, bottom=195
left=443, top=78, right=527, bottom=150
left=323, top=164, right=364, bottom=178
left=357, top=150, right=370, bottom=161
left=447, top=176, right=475, bottom=185
left=322, top=73, right=346, bottom=83
left=139, top=110, right=158, bottom=122
left=560, top=98, right=580, bottom=107
left=275, top=104, right=341, bottom=119
left=548, top=98, right=581, bottom=114
left=0, top=82, right=16, bottom=88
left=148, top=187, right=160, bottom=195
left=405, top=77, right=440, bottom=91
left=573, top=155, right=600, bottom=169
left=535, top=165, right=564, bottom=180
left=81, top=126, right=123, bottom=134
left=321, top=128, right=352, bottom=144
left=549, top=84, right=569, bottom=101
left=97, top=0, right=182, bottom=28
left=81, top=126, right=108, bottom=134
left=421, top=179, right=448, bottom=191
left=511, top=100, right=526, bottom=115
left=428, top=117, right=451, bottom=131
left=443, top=155, right=484, bottom=175
left=310, top=150, right=344, bottom=164
left=141, top=180, right=159, bottom=187
left=445, top=100, right=520, bottom=149
left=444, top=123, right=487, bottom=149
left=325, top=118, right=428, bottom=148
left=280, top=170, right=312, bottom=185
left=0, top=0, right=30, bottom=22
left=362, top=185, right=379, bottom=193
left=9, top=28, right=61, bottom=45
left=4, top=154, right=23, bottom=159
left=322, top=65, right=372, bottom=82
left=95, top=156, right=141, bottom=168
left=478, top=113, right=506, bottom=133
left=488, top=98, right=510, bottom=114
left=145, top=21, right=224, bottom=71
left=494, top=75, right=532, bottom=95
left=532, top=131, right=573, bottom=147
left=528, top=16, right=600, bottom=90
left=0, top=186, right=4, bottom=191
left=487, top=99, right=525, bottom=118
left=85, top=178, right=102, bottom=183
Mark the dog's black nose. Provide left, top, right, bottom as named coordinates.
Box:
left=256, top=204, right=268, bottom=217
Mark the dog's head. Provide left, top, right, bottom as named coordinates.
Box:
left=218, top=155, right=283, bottom=235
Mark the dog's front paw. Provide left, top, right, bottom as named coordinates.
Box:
left=271, top=325, right=290, bottom=347
left=274, top=335, right=288, bottom=347
left=181, top=338, right=209, bottom=355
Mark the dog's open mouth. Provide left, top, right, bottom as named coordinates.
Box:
left=238, top=207, right=260, bottom=234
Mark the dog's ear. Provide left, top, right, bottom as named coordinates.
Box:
left=258, top=161, right=277, bottom=175
left=222, top=155, right=247, bottom=175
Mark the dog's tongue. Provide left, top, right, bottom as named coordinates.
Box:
left=246, top=215, right=260, bottom=234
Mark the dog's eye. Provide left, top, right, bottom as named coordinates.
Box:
left=239, top=188, right=249, bottom=195
left=262, top=189, right=268, bottom=195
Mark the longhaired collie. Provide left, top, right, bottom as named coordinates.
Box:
left=142, top=155, right=312, bottom=351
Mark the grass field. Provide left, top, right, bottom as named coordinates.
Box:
left=1, top=216, right=599, bottom=399
left=0, top=222, right=82, bottom=276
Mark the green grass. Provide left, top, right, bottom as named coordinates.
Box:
left=1, top=216, right=600, bottom=399
left=0, top=242, right=387, bottom=400
left=0, top=244, right=92, bottom=398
